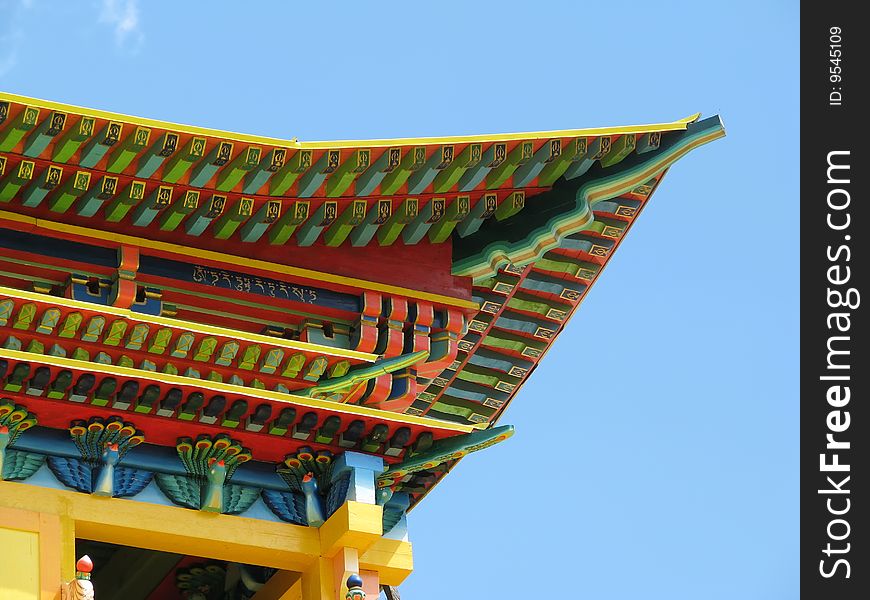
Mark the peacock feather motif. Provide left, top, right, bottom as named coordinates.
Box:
left=0, top=399, right=43, bottom=481
left=262, top=447, right=347, bottom=527
left=46, top=417, right=151, bottom=497
left=175, top=562, right=227, bottom=600
left=155, top=434, right=259, bottom=514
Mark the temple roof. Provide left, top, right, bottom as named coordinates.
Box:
left=1, top=91, right=724, bottom=508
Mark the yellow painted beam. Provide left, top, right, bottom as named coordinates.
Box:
left=0, top=347, right=476, bottom=433
left=1, top=91, right=699, bottom=150
left=0, top=506, right=74, bottom=600
left=251, top=570, right=303, bottom=600
left=359, top=539, right=414, bottom=587
left=0, top=210, right=480, bottom=311
left=319, top=502, right=382, bottom=558
left=0, top=481, right=320, bottom=572
left=0, top=284, right=376, bottom=362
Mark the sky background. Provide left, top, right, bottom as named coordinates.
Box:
left=1, top=1, right=799, bottom=598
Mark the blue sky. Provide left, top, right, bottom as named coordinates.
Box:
left=1, top=1, right=798, bottom=598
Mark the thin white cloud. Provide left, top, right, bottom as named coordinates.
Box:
left=99, top=0, right=144, bottom=48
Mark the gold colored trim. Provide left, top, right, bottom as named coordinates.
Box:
left=0, top=347, right=475, bottom=433
left=0, top=284, right=377, bottom=362
left=0, top=210, right=480, bottom=310
left=2, top=91, right=699, bottom=150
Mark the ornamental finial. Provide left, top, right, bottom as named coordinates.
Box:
left=346, top=574, right=365, bottom=600
left=63, top=555, right=95, bottom=600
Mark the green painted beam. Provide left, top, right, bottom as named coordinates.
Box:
left=537, top=138, right=588, bottom=186
left=512, top=139, right=561, bottom=187
left=427, top=195, right=470, bottom=243
left=322, top=199, right=366, bottom=246
left=130, top=185, right=174, bottom=227
left=22, top=111, right=67, bottom=157
left=185, top=194, right=228, bottom=236
left=216, top=146, right=262, bottom=191
left=0, top=159, right=35, bottom=203
left=636, top=131, right=661, bottom=154
left=433, top=143, right=481, bottom=193
left=377, top=198, right=418, bottom=245
left=297, top=150, right=340, bottom=197
left=455, top=193, right=498, bottom=237
left=212, top=197, right=255, bottom=239
left=494, top=191, right=524, bottom=221
left=104, top=179, right=146, bottom=222
left=48, top=171, right=91, bottom=213
left=136, top=132, right=180, bottom=178
left=243, top=148, right=287, bottom=194
left=267, top=200, right=309, bottom=244
left=162, top=136, right=206, bottom=183
left=458, top=142, right=506, bottom=192
left=599, top=134, right=636, bottom=168
left=0, top=105, right=40, bottom=152
left=52, top=116, right=96, bottom=163
left=402, top=197, right=446, bottom=244
left=349, top=198, right=391, bottom=246
left=159, top=190, right=200, bottom=231
left=485, top=141, right=533, bottom=188
left=188, top=141, right=234, bottom=187
left=355, top=147, right=401, bottom=196
left=239, top=199, right=282, bottom=243
left=296, top=200, right=338, bottom=246
left=105, top=126, right=151, bottom=173
left=79, top=121, right=124, bottom=168
left=564, top=136, right=610, bottom=180
left=325, top=149, right=371, bottom=197
left=407, top=145, right=454, bottom=194
left=269, top=149, right=312, bottom=196
left=76, top=175, right=119, bottom=217
left=21, top=164, right=63, bottom=207
left=379, top=147, right=426, bottom=196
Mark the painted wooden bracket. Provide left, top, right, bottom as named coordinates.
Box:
left=239, top=199, right=282, bottom=242
left=189, top=141, right=234, bottom=187
left=355, top=147, right=401, bottom=196
left=162, top=136, right=206, bottom=183
left=433, top=143, right=481, bottom=193
left=536, top=137, right=588, bottom=186
left=379, top=147, right=426, bottom=196
left=21, top=164, right=63, bottom=207
left=269, top=149, right=312, bottom=196
left=352, top=292, right=381, bottom=354
left=185, top=194, right=228, bottom=236
left=159, top=190, right=200, bottom=231
left=416, top=308, right=463, bottom=379
left=0, top=105, right=39, bottom=152
left=75, top=175, right=118, bottom=217
left=323, top=200, right=367, bottom=247
left=486, top=141, right=534, bottom=188
left=564, top=136, right=611, bottom=180
left=130, top=185, right=173, bottom=227
left=53, top=116, right=96, bottom=162
left=454, top=193, right=498, bottom=237
left=268, top=200, right=310, bottom=245
left=377, top=198, right=418, bottom=246
left=297, top=201, right=339, bottom=246
left=326, top=149, right=371, bottom=197
left=298, top=150, right=340, bottom=197
left=216, top=146, right=262, bottom=191
left=48, top=171, right=91, bottom=213
left=106, top=126, right=151, bottom=173
left=78, top=121, right=124, bottom=168
left=350, top=199, right=391, bottom=247
left=136, top=132, right=179, bottom=178
left=110, top=246, right=140, bottom=309
left=402, top=197, right=446, bottom=244
left=243, top=148, right=287, bottom=194
left=104, top=180, right=146, bottom=222
left=0, top=159, right=35, bottom=203
left=458, top=141, right=506, bottom=191
left=512, top=139, right=561, bottom=187
left=22, top=110, right=66, bottom=157
left=407, top=145, right=454, bottom=194
left=375, top=297, right=408, bottom=358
